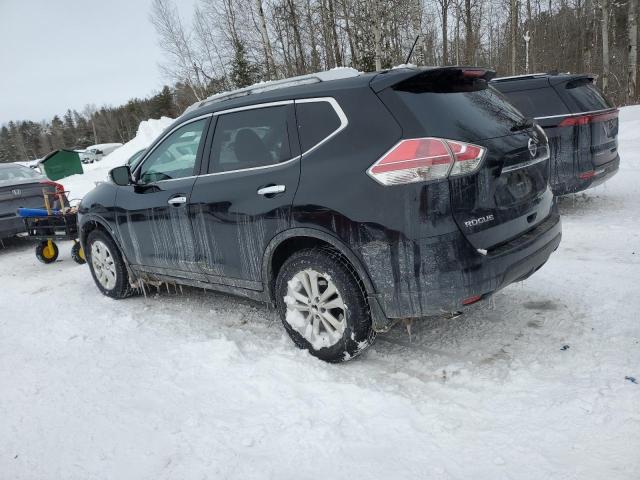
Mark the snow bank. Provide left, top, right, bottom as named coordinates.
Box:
left=61, top=117, right=173, bottom=201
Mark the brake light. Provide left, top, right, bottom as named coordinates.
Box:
left=462, top=295, right=482, bottom=305
left=461, top=68, right=488, bottom=78
left=558, top=109, right=619, bottom=127
left=367, top=137, right=485, bottom=186
left=579, top=170, right=596, bottom=180
left=41, top=180, right=65, bottom=194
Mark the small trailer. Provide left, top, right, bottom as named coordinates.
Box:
left=17, top=188, right=85, bottom=265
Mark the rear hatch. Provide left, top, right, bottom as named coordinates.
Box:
left=549, top=76, right=618, bottom=169
left=374, top=67, right=553, bottom=250
left=0, top=181, right=51, bottom=219
left=0, top=165, right=54, bottom=221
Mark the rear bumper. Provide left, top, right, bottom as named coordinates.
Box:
left=0, top=216, right=26, bottom=239
left=552, top=154, right=620, bottom=196
left=366, top=206, right=562, bottom=320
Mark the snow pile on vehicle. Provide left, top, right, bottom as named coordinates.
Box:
left=61, top=117, right=173, bottom=201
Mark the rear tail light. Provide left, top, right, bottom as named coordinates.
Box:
left=446, top=140, right=486, bottom=177
left=579, top=170, right=596, bottom=180
left=40, top=180, right=65, bottom=193
left=367, top=137, right=485, bottom=186
left=462, top=294, right=482, bottom=305
left=558, top=109, right=619, bottom=127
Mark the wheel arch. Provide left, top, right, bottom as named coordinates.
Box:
left=79, top=215, right=130, bottom=265
left=262, top=228, right=377, bottom=303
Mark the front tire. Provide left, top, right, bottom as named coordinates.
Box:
left=275, top=248, right=375, bottom=362
left=86, top=230, right=133, bottom=299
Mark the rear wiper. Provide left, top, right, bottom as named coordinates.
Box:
left=511, top=118, right=534, bottom=132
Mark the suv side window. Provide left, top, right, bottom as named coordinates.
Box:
left=138, top=118, right=207, bottom=184
left=501, top=87, right=570, bottom=118
left=295, top=100, right=341, bottom=152
left=209, top=106, right=291, bottom=173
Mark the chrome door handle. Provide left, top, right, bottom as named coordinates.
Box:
left=257, top=185, right=285, bottom=196
left=168, top=195, right=187, bottom=206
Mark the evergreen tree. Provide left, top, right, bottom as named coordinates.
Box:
left=231, top=40, right=258, bottom=88
left=63, top=110, right=76, bottom=147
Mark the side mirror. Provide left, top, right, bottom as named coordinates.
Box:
left=109, top=165, right=133, bottom=186
left=95, top=149, right=103, bottom=155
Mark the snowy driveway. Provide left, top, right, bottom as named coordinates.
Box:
left=2, top=111, right=640, bottom=479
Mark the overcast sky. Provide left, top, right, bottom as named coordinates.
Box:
left=0, top=0, right=193, bottom=125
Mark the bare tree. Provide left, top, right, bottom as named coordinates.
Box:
left=628, top=0, right=638, bottom=102
left=256, top=0, right=277, bottom=78
left=464, top=0, right=474, bottom=63
left=510, top=0, right=518, bottom=75
left=437, top=0, right=452, bottom=64
left=601, top=0, right=610, bottom=93
left=150, top=0, right=206, bottom=100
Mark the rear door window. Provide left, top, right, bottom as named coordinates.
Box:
left=209, top=106, right=292, bottom=173
left=295, top=100, right=341, bottom=152
left=558, top=79, right=612, bottom=112
left=499, top=87, right=570, bottom=118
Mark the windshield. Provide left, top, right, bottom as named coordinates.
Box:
left=127, top=149, right=146, bottom=169
left=0, top=164, right=42, bottom=184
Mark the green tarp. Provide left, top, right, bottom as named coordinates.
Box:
left=39, top=149, right=83, bottom=181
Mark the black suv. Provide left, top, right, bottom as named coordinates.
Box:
left=492, top=73, right=619, bottom=195
left=79, top=67, right=561, bottom=362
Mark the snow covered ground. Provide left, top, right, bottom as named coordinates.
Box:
left=1, top=108, right=639, bottom=479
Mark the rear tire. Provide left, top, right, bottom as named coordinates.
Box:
left=86, top=230, right=134, bottom=299
left=36, top=240, right=58, bottom=264
left=275, top=248, right=375, bottom=363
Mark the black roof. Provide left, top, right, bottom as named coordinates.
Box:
left=491, top=72, right=595, bottom=92
left=179, top=66, right=496, bottom=125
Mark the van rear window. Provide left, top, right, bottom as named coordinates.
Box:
left=384, top=77, right=526, bottom=141
left=562, top=79, right=612, bottom=112
left=499, top=87, right=570, bottom=118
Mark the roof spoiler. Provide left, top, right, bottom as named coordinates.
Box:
left=370, top=66, right=496, bottom=93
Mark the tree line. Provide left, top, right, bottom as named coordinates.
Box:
left=151, top=0, right=638, bottom=103
left=2, top=0, right=638, bottom=162
left=0, top=85, right=196, bottom=163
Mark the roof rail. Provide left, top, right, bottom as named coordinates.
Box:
left=183, top=67, right=361, bottom=114
left=491, top=72, right=549, bottom=82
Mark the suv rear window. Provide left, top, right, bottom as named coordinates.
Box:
left=383, top=71, right=527, bottom=141
left=499, top=87, right=570, bottom=118
left=560, top=79, right=612, bottom=112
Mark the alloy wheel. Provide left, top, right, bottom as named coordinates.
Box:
left=284, top=268, right=347, bottom=349
left=91, top=240, right=117, bottom=290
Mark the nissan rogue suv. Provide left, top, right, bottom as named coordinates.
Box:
left=492, top=73, right=619, bottom=195
left=79, top=67, right=562, bottom=362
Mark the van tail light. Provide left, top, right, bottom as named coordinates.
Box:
left=367, top=137, right=486, bottom=186
left=558, top=109, right=619, bottom=128
left=40, top=180, right=65, bottom=194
